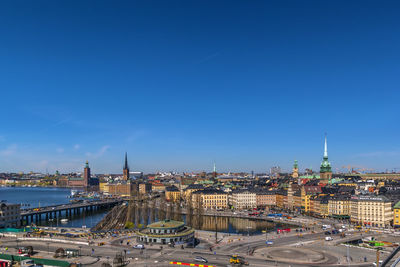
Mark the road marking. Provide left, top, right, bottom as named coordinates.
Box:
left=169, top=262, right=216, bottom=267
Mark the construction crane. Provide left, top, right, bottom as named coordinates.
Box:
left=341, top=166, right=374, bottom=174
left=391, top=167, right=400, bottom=173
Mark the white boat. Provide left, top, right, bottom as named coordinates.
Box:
left=60, top=219, right=69, bottom=223
left=70, top=190, right=78, bottom=197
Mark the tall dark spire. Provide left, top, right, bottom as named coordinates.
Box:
left=123, top=152, right=130, bottom=180
left=124, top=152, right=129, bottom=170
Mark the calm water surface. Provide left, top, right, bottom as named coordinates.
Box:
left=0, top=187, right=293, bottom=233
left=0, top=187, right=108, bottom=228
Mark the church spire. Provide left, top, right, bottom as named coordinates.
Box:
left=124, top=152, right=129, bottom=170
left=123, top=152, right=130, bottom=180
left=320, top=134, right=332, bottom=183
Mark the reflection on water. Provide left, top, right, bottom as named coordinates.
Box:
left=133, top=207, right=292, bottom=235
left=0, top=187, right=293, bottom=233
left=36, top=209, right=109, bottom=228
left=186, top=215, right=291, bottom=234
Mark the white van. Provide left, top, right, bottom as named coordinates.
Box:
left=322, top=225, right=331, bottom=230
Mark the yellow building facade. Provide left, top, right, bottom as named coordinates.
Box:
left=192, top=189, right=228, bottom=210
left=350, top=195, right=393, bottom=228
left=394, top=201, right=400, bottom=228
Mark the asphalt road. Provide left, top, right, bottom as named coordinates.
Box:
left=1, top=231, right=377, bottom=267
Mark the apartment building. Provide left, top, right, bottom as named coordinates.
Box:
left=394, top=201, right=400, bottom=228
left=328, top=195, right=351, bottom=219
left=165, top=185, right=181, bottom=202
left=255, top=190, right=276, bottom=209
left=0, top=202, right=21, bottom=228
left=182, top=184, right=204, bottom=202
left=275, top=189, right=287, bottom=209
left=230, top=189, right=257, bottom=210
left=191, top=189, right=228, bottom=210
left=287, top=184, right=301, bottom=211
left=293, top=190, right=302, bottom=212
left=350, top=195, right=393, bottom=228
left=301, top=186, right=322, bottom=213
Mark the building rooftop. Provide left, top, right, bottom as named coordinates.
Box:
left=165, top=185, right=179, bottom=192
left=185, top=184, right=204, bottom=190
left=192, top=188, right=226, bottom=195
left=147, top=219, right=184, bottom=229
left=351, top=195, right=390, bottom=202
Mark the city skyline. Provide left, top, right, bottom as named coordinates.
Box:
left=1, top=135, right=398, bottom=174
left=1, top=1, right=400, bottom=173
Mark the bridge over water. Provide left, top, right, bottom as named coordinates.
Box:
left=20, top=199, right=124, bottom=226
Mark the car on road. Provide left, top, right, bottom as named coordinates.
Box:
left=265, top=240, right=274, bottom=245
left=372, top=260, right=383, bottom=266
left=324, top=231, right=332, bottom=235
left=322, top=224, right=331, bottom=230
left=230, top=255, right=249, bottom=265
left=194, top=256, right=208, bottom=263
left=133, top=244, right=144, bottom=249
left=332, top=230, right=339, bottom=234
left=325, top=236, right=333, bottom=241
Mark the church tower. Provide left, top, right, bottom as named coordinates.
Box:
left=320, top=135, right=332, bottom=183
left=213, top=162, right=217, bottom=179
left=123, top=152, right=130, bottom=180
left=83, top=160, right=91, bottom=187
left=292, top=160, right=299, bottom=179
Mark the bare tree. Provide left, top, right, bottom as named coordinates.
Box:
left=166, top=202, right=173, bottom=220
left=174, top=202, right=182, bottom=221
left=195, top=194, right=204, bottom=229
left=158, top=195, right=167, bottom=221
left=186, top=194, right=194, bottom=227
left=142, top=196, right=149, bottom=227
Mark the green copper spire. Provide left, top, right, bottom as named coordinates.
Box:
left=320, top=134, right=332, bottom=173
left=294, top=160, right=298, bottom=169
left=85, top=160, right=89, bottom=168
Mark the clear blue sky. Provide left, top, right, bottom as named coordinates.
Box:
left=1, top=1, right=400, bottom=174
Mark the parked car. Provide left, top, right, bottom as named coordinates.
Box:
left=133, top=244, right=144, bottom=249
left=324, top=231, right=332, bottom=235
